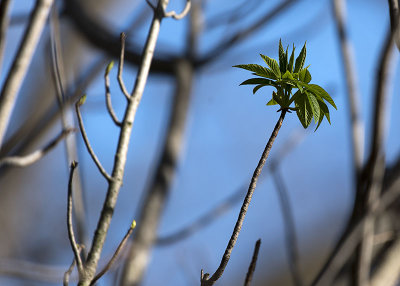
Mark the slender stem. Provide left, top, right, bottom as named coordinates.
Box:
left=117, top=32, right=130, bottom=100
left=67, top=161, right=83, bottom=274
left=75, top=101, right=112, bottom=182
left=64, top=245, right=83, bottom=286
left=201, top=110, right=287, bottom=285
left=0, top=128, right=74, bottom=167
left=164, top=0, right=191, bottom=20
left=105, top=64, right=122, bottom=126
left=0, top=0, right=55, bottom=149
left=243, top=239, right=261, bottom=286
left=90, top=222, right=136, bottom=285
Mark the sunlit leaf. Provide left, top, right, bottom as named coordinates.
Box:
left=279, top=39, right=287, bottom=74
left=233, top=64, right=277, bottom=79
left=239, top=78, right=276, bottom=86
left=294, top=42, right=306, bottom=73
left=288, top=44, right=295, bottom=72
left=267, top=98, right=278, bottom=105
left=307, top=93, right=320, bottom=123
left=307, top=84, right=337, bottom=109
left=260, top=54, right=281, bottom=78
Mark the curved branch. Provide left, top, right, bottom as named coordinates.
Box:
left=164, top=0, right=191, bottom=20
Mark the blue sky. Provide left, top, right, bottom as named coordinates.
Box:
left=1, top=0, right=399, bottom=285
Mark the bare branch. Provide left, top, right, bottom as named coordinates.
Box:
left=80, top=1, right=189, bottom=284
left=0, top=0, right=12, bottom=72
left=0, top=0, right=55, bottom=148
left=0, top=258, right=75, bottom=283
left=90, top=221, right=136, bottom=285
left=105, top=62, right=122, bottom=126
left=272, top=167, right=303, bottom=286
left=64, top=245, right=83, bottom=286
left=201, top=110, right=287, bottom=286
left=67, top=161, right=83, bottom=275
left=357, top=21, right=398, bottom=285
left=388, top=0, right=400, bottom=50
left=118, top=32, right=131, bottom=100
left=75, top=98, right=112, bottom=182
left=244, top=239, right=261, bottom=286
left=164, top=0, right=191, bottom=20
left=0, top=128, right=74, bottom=167
left=332, top=0, right=364, bottom=178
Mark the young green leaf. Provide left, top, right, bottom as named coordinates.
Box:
left=239, top=78, right=276, bottom=86
left=253, top=85, right=267, bottom=94
left=233, top=64, right=277, bottom=80
left=288, top=44, right=295, bottom=72
left=77, top=94, right=87, bottom=106
left=279, top=39, right=287, bottom=74
left=295, top=94, right=313, bottom=128
left=307, top=84, right=337, bottom=109
left=294, top=42, right=306, bottom=73
left=260, top=54, right=281, bottom=79
left=307, top=93, right=320, bottom=124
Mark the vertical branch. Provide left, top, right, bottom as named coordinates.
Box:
left=271, top=167, right=302, bottom=286
left=67, top=161, right=83, bottom=275
left=332, top=0, right=364, bottom=180
left=357, top=21, right=398, bottom=286
left=78, top=1, right=190, bottom=285
left=49, top=2, right=88, bottom=250
left=120, top=59, right=193, bottom=286
left=243, top=239, right=261, bottom=286
left=0, top=0, right=55, bottom=148
left=0, top=0, right=12, bottom=72
left=388, top=0, right=400, bottom=49
left=201, top=110, right=287, bottom=286
left=120, top=2, right=196, bottom=284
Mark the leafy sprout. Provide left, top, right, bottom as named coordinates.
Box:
left=233, top=39, right=337, bottom=130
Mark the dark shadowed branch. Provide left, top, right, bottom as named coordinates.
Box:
left=271, top=167, right=302, bottom=286
left=243, top=239, right=261, bottom=286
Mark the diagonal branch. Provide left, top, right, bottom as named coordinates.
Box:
left=201, top=110, right=287, bottom=286
left=0, top=0, right=55, bottom=149
left=0, top=128, right=74, bottom=167
left=244, top=239, right=261, bottom=286
left=90, top=221, right=136, bottom=285
left=0, top=0, right=12, bottom=72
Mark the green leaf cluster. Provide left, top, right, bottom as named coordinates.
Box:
left=233, top=39, right=337, bottom=130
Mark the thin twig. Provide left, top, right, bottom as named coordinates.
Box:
left=118, top=32, right=131, bottom=100
left=80, top=1, right=183, bottom=285
left=0, top=128, right=74, bottom=167
left=64, top=245, right=83, bottom=286
left=163, top=0, right=191, bottom=20
left=49, top=2, right=88, bottom=249
left=272, top=167, right=302, bottom=286
left=0, top=0, right=12, bottom=72
left=75, top=99, right=112, bottom=182
left=105, top=62, right=122, bottom=126
left=201, top=110, right=287, bottom=286
left=0, top=0, right=55, bottom=148
left=90, top=221, right=136, bottom=285
left=67, top=161, right=83, bottom=275
left=244, top=239, right=261, bottom=286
